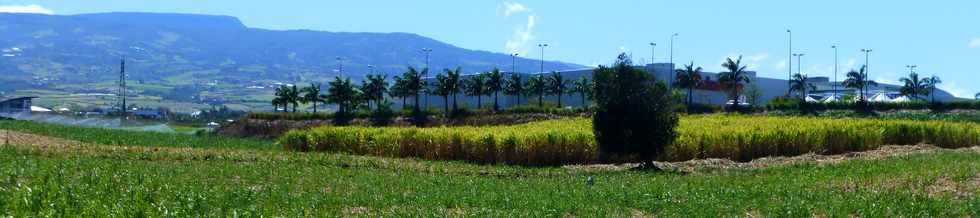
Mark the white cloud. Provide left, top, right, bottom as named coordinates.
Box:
left=501, top=2, right=530, bottom=17
left=969, top=38, right=980, bottom=48
left=504, top=15, right=535, bottom=55
left=0, top=4, right=53, bottom=14
left=502, top=2, right=536, bottom=55
left=774, top=59, right=787, bottom=71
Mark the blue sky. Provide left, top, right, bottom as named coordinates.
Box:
left=1, top=0, right=978, bottom=97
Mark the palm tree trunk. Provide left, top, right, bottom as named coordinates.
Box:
left=477, top=95, right=482, bottom=109
left=443, top=96, right=449, bottom=115
left=538, top=93, right=543, bottom=108
left=557, top=91, right=562, bottom=108
left=313, top=102, right=318, bottom=113
left=494, top=92, right=499, bottom=111
left=688, top=88, right=694, bottom=107
left=452, top=92, right=458, bottom=112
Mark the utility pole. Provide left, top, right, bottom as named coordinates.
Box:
left=787, top=29, right=792, bottom=96
left=669, top=33, right=678, bottom=88
left=832, top=45, right=839, bottom=98
left=649, top=42, right=657, bottom=65
left=538, top=43, right=548, bottom=73
left=793, top=53, right=805, bottom=75
left=861, top=49, right=873, bottom=99
left=119, top=58, right=127, bottom=117
left=511, top=53, right=518, bottom=74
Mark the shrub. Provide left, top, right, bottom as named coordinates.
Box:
left=370, top=102, right=396, bottom=126
left=591, top=53, right=679, bottom=167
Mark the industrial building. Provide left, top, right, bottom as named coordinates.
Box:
left=412, top=62, right=960, bottom=109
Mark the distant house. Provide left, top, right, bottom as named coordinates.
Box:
left=0, top=97, right=38, bottom=113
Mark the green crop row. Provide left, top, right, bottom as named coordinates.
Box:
left=279, top=115, right=980, bottom=166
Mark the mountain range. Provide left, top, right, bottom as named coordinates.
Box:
left=0, top=12, right=584, bottom=90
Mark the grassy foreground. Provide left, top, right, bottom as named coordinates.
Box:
left=1, top=138, right=979, bottom=216
left=0, top=120, right=273, bottom=150
left=281, top=114, right=980, bottom=165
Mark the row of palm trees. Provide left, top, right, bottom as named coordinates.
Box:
left=274, top=56, right=964, bottom=114
left=272, top=67, right=595, bottom=114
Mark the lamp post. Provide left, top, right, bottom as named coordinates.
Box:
left=421, top=48, right=432, bottom=70
left=511, top=53, right=519, bottom=73
left=861, top=49, right=872, bottom=76
left=669, top=33, right=678, bottom=88
left=649, top=42, right=657, bottom=65
left=793, top=53, right=805, bottom=75
left=787, top=29, right=792, bottom=96
left=832, top=45, right=839, bottom=97
left=368, top=65, right=374, bottom=74
left=538, top=43, right=548, bottom=73
left=906, top=65, right=917, bottom=74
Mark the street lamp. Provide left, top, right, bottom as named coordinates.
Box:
left=792, top=53, right=805, bottom=75
left=511, top=53, right=519, bottom=74
left=861, top=49, right=872, bottom=79
left=832, top=45, right=839, bottom=97
left=421, top=48, right=433, bottom=70
left=787, top=29, right=793, bottom=96
left=669, top=33, right=678, bottom=88
left=368, top=65, right=375, bottom=74
left=538, top=43, right=548, bottom=73
left=906, top=65, right=917, bottom=74
left=649, top=42, right=657, bottom=65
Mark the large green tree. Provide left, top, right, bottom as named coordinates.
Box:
left=843, top=65, right=877, bottom=103
left=486, top=69, right=504, bottom=111
left=464, top=72, right=488, bottom=109
left=361, top=74, right=389, bottom=109
left=547, top=71, right=568, bottom=108
left=504, top=74, right=524, bottom=106
left=717, top=56, right=751, bottom=110
left=300, top=83, right=325, bottom=113
left=570, top=76, right=593, bottom=107
left=432, top=72, right=454, bottom=114
left=325, top=76, right=361, bottom=124
left=899, top=72, right=929, bottom=101
left=445, top=67, right=463, bottom=112
left=674, top=62, right=703, bottom=107
left=401, top=67, right=427, bottom=126
left=789, top=73, right=816, bottom=101
left=390, top=75, right=410, bottom=109
left=925, top=75, right=942, bottom=103
left=592, top=53, right=678, bottom=169
left=526, top=75, right=548, bottom=108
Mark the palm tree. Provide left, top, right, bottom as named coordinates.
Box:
left=504, top=73, right=524, bottom=106
left=280, top=85, right=300, bottom=112
left=464, top=72, right=488, bottom=109
left=325, top=76, right=361, bottom=117
left=272, top=85, right=289, bottom=112
left=899, top=72, right=929, bottom=101
left=432, top=73, right=454, bottom=114
left=390, top=75, right=409, bottom=109
left=402, top=67, right=426, bottom=114
left=361, top=74, right=389, bottom=109
left=925, top=75, right=942, bottom=103
left=975, top=92, right=979, bottom=100
left=717, top=56, right=752, bottom=109
left=674, top=62, right=703, bottom=106
left=300, top=83, right=325, bottom=113
left=526, top=74, right=548, bottom=107
left=570, top=76, right=593, bottom=107
left=445, top=67, right=463, bottom=112
left=789, top=73, right=817, bottom=101
left=547, top=71, right=568, bottom=108
left=842, top=65, right=877, bottom=103
left=486, top=69, right=504, bottom=111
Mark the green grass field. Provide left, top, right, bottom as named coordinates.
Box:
left=0, top=119, right=978, bottom=216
